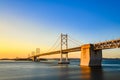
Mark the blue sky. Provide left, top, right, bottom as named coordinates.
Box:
left=0, top=0, right=120, bottom=58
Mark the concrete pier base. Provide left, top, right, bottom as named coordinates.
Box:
left=80, top=44, right=102, bottom=66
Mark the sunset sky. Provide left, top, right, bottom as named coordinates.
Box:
left=0, top=0, right=120, bottom=58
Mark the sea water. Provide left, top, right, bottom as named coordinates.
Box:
left=0, top=59, right=120, bottom=80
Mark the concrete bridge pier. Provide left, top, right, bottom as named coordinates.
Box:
left=80, top=44, right=102, bottom=66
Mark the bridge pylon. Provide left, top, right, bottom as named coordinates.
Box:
left=58, top=33, right=69, bottom=64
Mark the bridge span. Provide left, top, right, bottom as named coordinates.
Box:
left=28, top=34, right=120, bottom=66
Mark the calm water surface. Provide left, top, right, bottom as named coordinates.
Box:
left=0, top=59, right=120, bottom=80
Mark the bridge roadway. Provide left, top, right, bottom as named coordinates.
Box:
left=29, top=39, right=120, bottom=58
left=29, top=46, right=81, bottom=58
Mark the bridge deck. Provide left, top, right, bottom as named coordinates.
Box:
left=29, top=39, right=120, bottom=58
left=29, top=46, right=81, bottom=58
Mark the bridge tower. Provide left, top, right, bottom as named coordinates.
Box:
left=58, top=33, right=69, bottom=64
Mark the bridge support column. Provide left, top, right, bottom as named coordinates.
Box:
left=80, top=44, right=102, bottom=66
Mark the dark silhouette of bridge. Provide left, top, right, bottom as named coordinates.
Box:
left=28, top=33, right=120, bottom=66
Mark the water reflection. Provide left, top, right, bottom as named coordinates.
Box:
left=80, top=66, right=103, bottom=80
left=57, top=64, right=104, bottom=80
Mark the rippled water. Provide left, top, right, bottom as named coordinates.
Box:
left=0, top=59, right=120, bottom=80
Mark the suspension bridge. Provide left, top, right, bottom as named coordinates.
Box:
left=28, top=33, right=120, bottom=66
